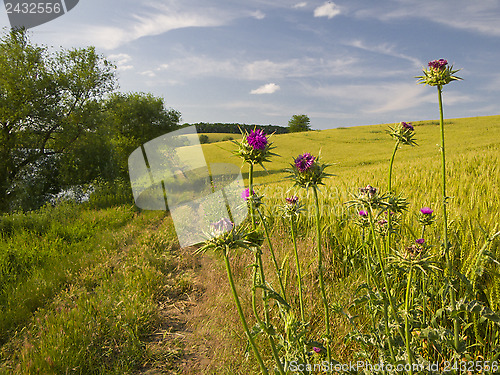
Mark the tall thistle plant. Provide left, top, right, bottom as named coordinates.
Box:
left=197, top=220, right=269, bottom=374
left=233, top=129, right=286, bottom=375
left=417, top=59, right=462, bottom=350
left=286, top=153, right=333, bottom=364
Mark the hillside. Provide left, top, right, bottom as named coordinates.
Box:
left=201, top=115, right=500, bottom=183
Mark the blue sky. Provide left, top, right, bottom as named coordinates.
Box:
left=2, top=0, right=500, bottom=129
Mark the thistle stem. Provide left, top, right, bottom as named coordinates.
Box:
left=367, top=207, right=405, bottom=342
left=223, top=247, right=268, bottom=375
left=249, top=163, right=285, bottom=375
left=312, top=186, right=331, bottom=364
left=257, top=208, right=287, bottom=303
left=405, top=266, right=414, bottom=375
left=388, top=140, right=400, bottom=194
left=290, top=215, right=305, bottom=322
left=437, top=85, right=459, bottom=350
left=421, top=225, right=427, bottom=327
left=249, top=163, right=256, bottom=230
left=365, top=211, right=397, bottom=363
left=249, top=163, right=263, bottom=326
left=386, top=140, right=400, bottom=259
left=256, top=254, right=286, bottom=375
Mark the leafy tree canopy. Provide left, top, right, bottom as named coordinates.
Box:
left=288, top=114, right=311, bottom=133
left=0, top=28, right=116, bottom=211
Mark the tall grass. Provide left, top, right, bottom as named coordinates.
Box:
left=0, top=201, right=199, bottom=373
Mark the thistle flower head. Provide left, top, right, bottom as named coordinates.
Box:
left=281, top=196, right=305, bottom=218
left=404, top=244, right=423, bottom=260
left=401, top=121, right=414, bottom=131
left=285, top=152, right=332, bottom=189
left=233, top=127, right=278, bottom=166
left=360, top=185, right=377, bottom=198
left=312, top=347, right=322, bottom=354
left=246, top=129, right=268, bottom=150
left=375, top=218, right=390, bottom=236
left=428, top=59, right=448, bottom=70
left=241, top=188, right=254, bottom=201
left=391, top=242, right=440, bottom=272
left=211, top=218, right=234, bottom=237
left=351, top=208, right=369, bottom=228
left=387, top=121, right=417, bottom=146
left=242, top=188, right=263, bottom=209
left=418, top=207, right=436, bottom=226
left=417, top=59, right=462, bottom=87
left=197, top=222, right=263, bottom=255
left=346, top=185, right=389, bottom=210
left=295, top=153, right=316, bottom=172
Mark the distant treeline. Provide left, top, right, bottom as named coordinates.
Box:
left=184, top=122, right=289, bottom=134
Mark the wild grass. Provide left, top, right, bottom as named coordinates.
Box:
left=0, top=203, right=198, bottom=374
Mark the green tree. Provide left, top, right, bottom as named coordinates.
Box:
left=288, top=114, right=311, bottom=133
left=103, top=92, right=182, bottom=178
left=57, top=92, right=181, bottom=188
left=0, top=28, right=116, bottom=211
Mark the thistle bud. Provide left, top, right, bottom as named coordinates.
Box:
left=416, top=59, right=462, bottom=87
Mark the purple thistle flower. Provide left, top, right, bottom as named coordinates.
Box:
left=360, top=185, right=377, bottom=198
left=212, top=218, right=233, bottom=234
left=428, top=59, right=448, bottom=70
left=286, top=196, right=299, bottom=205
left=294, top=153, right=316, bottom=172
left=312, top=347, right=322, bottom=354
left=246, top=129, right=268, bottom=150
left=241, top=188, right=255, bottom=201
left=420, top=207, right=433, bottom=215
left=401, top=121, right=414, bottom=131
left=358, top=210, right=368, bottom=217
left=416, top=238, right=425, bottom=245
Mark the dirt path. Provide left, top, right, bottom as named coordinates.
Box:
left=139, top=248, right=212, bottom=374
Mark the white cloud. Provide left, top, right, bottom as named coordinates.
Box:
left=250, top=83, right=281, bottom=94
left=127, top=4, right=227, bottom=45
left=346, top=40, right=423, bottom=68
left=314, top=2, right=341, bottom=19
left=156, top=64, right=170, bottom=71
left=108, top=53, right=134, bottom=71
left=293, top=2, right=307, bottom=8
left=47, top=2, right=236, bottom=50
left=140, top=70, right=156, bottom=78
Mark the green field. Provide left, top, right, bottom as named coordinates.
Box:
left=1, top=115, right=499, bottom=374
